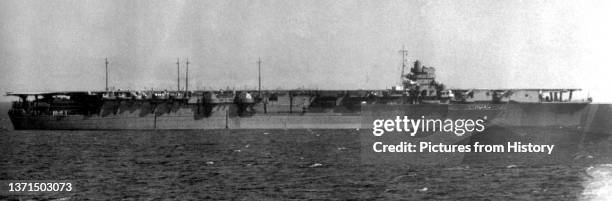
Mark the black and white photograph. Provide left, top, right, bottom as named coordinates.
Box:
left=1, top=0, right=612, bottom=200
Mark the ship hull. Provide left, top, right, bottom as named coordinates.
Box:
left=9, top=102, right=612, bottom=131
left=9, top=114, right=363, bottom=130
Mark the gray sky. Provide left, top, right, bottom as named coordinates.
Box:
left=1, top=0, right=611, bottom=102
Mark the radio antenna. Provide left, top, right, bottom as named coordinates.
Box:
left=176, top=58, right=180, bottom=91
left=257, top=57, right=262, bottom=96
left=185, top=58, right=189, bottom=93
left=105, top=58, right=109, bottom=91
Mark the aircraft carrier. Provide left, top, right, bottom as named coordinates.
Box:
left=6, top=57, right=612, bottom=136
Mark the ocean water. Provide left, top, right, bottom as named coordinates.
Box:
left=1, top=103, right=611, bottom=200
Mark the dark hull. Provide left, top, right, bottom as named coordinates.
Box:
left=9, top=103, right=612, bottom=130
left=9, top=101, right=362, bottom=130
left=9, top=113, right=362, bottom=130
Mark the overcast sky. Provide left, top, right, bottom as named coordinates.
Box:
left=1, top=0, right=611, bottom=102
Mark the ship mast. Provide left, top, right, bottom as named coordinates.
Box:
left=105, top=58, right=109, bottom=91
left=185, top=58, right=189, bottom=93
left=176, top=58, right=180, bottom=91
left=257, top=57, right=262, bottom=96
left=398, top=46, right=408, bottom=85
